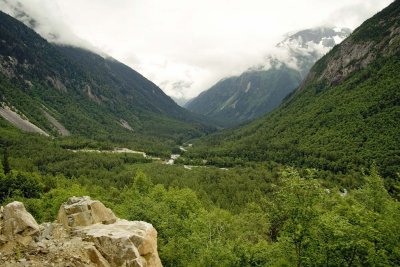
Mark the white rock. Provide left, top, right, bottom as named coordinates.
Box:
left=75, top=219, right=162, bottom=267
left=57, top=196, right=117, bottom=228
left=2, top=201, right=39, bottom=240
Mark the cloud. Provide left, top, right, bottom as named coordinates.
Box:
left=0, top=0, right=102, bottom=53
left=0, top=0, right=393, bottom=100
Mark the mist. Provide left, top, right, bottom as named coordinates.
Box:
left=0, top=0, right=393, bottom=100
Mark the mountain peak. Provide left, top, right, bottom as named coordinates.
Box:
left=278, top=27, right=352, bottom=49
left=187, top=0, right=400, bottom=183
left=186, top=26, right=351, bottom=127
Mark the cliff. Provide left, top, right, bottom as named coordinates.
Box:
left=0, top=196, right=162, bottom=267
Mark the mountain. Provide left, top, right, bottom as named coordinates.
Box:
left=185, top=1, right=400, bottom=189
left=186, top=27, right=351, bottom=127
left=171, top=96, right=190, bottom=107
left=0, top=11, right=213, bottom=152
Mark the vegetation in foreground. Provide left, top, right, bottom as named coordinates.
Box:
left=1, top=127, right=399, bottom=266
left=0, top=2, right=399, bottom=266
left=182, top=1, right=400, bottom=198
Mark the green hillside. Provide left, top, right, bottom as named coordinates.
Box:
left=186, top=27, right=350, bottom=127
left=186, top=67, right=302, bottom=127
left=0, top=11, right=214, bottom=153
left=184, top=1, right=400, bottom=192
left=0, top=1, right=400, bottom=266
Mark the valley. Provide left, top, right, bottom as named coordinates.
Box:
left=0, top=1, right=399, bottom=266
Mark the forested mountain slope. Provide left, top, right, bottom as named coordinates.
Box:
left=186, top=27, right=350, bottom=127
left=0, top=11, right=213, bottom=150
left=185, top=1, right=400, bottom=190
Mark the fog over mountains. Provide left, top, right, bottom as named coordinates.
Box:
left=0, top=0, right=391, bottom=101
left=0, top=1, right=399, bottom=266
left=185, top=27, right=351, bottom=127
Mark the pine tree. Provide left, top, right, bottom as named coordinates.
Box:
left=2, top=147, right=11, bottom=175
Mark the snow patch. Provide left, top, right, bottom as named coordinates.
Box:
left=333, top=27, right=342, bottom=33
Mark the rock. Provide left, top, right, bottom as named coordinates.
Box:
left=86, top=246, right=111, bottom=267
left=75, top=220, right=162, bottom=267
left=2, top=201, right=39, bottom=240
left=0, top=240, right=17, bottom=255
left=15, top=235, right=33, bottom=246
left=57, top=196, right=117, bottom=228
left=0, top=197, right=162, bottom=267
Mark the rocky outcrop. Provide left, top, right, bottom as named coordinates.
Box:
left=75, top=220, right=161, bottom=267
left=2, top=202, right=39, bottom=241
left=0, top=105, right=49, bottom=136
left=0, top=197, right=162, bottom=267
left=57, top=196, right=117, bottom=228
left=305, top=8, right=400, bottom=87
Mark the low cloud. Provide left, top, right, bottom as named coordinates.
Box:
left=0, top=0, right=102, bottom=53
left=0, top=0, right=393, bottom=100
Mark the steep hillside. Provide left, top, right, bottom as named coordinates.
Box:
left=185, top=1, right=400, bottom=189
left=186, top=27, right=350, bottom=127
left=0, top=11, right=213, bottom=152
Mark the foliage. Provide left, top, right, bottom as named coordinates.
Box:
left=186, top=67, right=302, bottom=127
left=0, top=171, right=44, bottom=201
left=0, top=10, right=215, bottom=153
left=0, top=122, right=399, bottom=266
left=2, top=146, right=11, bottom=175
left=2, top=156, right=399, bottom=266
left=0, top=2, right=399, bottom=266
left=185, top=24, right=400, bottom=196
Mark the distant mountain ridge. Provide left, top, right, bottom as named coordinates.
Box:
left=0, top=10, right=213, bottom=152
left=186, top=27, right=351, bottom=127
left=186, top=1, right=400, bottom=187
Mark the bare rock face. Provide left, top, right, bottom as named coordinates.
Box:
left=57, top=197, right=162, bottom=267
left=75, top=220, right=162, bottom=267
left=310, top=23, right=400, bottom=87
left=2, top=201, right=39, bottom=240
left=58, top=196, right=162, bottom=267
left=57, top=196, right=117, bottom=228
left=0, top=197, right=162, bottom=267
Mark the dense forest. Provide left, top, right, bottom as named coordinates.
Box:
left=0, top=10, right=214, bottom=154
left=1, top=123, right=399, bottom=266
left=182, top=1, right=400, bottom=198
left=185, top=27, right=351, bottom=128
left=1, top=0, right=400, bottom=266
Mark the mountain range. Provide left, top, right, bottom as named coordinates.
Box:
left=186, top=27, right=351, bottom=127
left=184, top=0, right=400, bottom=192
left=0, top=1, right=400, bottom=265
left=0, top=10, right=214, bottom=153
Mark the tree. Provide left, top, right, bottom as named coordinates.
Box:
left=275, top=168, right=323, bottom=267
left=2, top=147, right=11, bottom=175
left=132, top=170, right=152, bottom=194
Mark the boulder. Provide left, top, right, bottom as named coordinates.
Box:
left=75, top=220, right=162, bottom=267
left=86, top=245, right=111, bottom=267
left=57, top=196, right=162, bottom=267
left=1, top=201, right=39, bottom=240
left=0, top=197, right=162, bottom=267
left=57, top=196, right=117, bottom=228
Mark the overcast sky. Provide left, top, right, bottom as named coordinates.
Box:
left=0, top=0, right=393, bottom=101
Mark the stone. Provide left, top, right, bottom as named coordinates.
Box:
left=0, top=235, right=7, bottom=246
left=2, top=202, right=39, bottom=240
left=0, top=197, right=162, bottom=266
left=0, top=240, right=17, bottom=255
left=86, top=246, right=111, bottom=267
left=15, top=235, right=33, bottom=246
left=75, top=219, right=162, bottom=267
left=57, top=196, right=117, bottom=228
